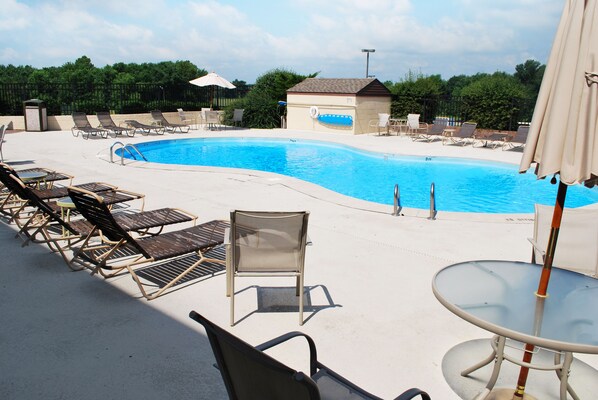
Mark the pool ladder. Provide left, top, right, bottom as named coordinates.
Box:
left=110, top=142, right=147, bottom=165
left=392, top=182, right=437, bottom=220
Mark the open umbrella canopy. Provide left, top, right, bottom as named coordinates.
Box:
left=520, top=0, right=598, bottom=187
left=189, top=72, right=236, bottom=89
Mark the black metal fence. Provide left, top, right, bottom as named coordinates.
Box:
left=1, top=83, right=534, bottom=131
left=0, top=83, right=251, bottom=116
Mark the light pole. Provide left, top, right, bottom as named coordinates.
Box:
left=361, top=49, right=375, bottom=78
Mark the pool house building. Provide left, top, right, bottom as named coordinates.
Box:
left=286, top=78, right=391, bottom=135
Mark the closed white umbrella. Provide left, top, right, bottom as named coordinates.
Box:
left=189, top=72, right=236, bottom=109
left=516, top=0, right=598, bottom=397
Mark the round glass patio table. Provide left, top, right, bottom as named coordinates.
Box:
left=432, top=260, right=598, bottom=400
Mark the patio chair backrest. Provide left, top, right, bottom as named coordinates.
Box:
left=96, top=112, right=117, bottom=128
left=377, top=113, right=390, bottom=128
left=72, top=112, right=92, bottom=128
left=511, top=125, right=530, bottom=143
left=428, top=118, right=449, bottom=134
left=150, top=110, right=168, bottom=124
left=532, top=204, right=598, bottom=277
left=232, top=109, right=244, bottom=123
left=189, top=311, right=320, bottom=400
left=407, top=114, right=421, bottom=129
left=67, top=187, right=149, bottom=258
left=205, top=111, right=220, bottom=125
left=230, top=210, right=310, bottom=274
left=457, top=122, right=477, bottom=138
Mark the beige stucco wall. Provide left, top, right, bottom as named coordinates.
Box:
left=286, top=93, right=390, bottom=135
left=0, top=111, right=192, bottom=132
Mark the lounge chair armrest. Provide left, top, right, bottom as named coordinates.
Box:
left=256, top=331, right=319, bottom=375
left=171, top=207, right=198, bottom=223
left=223, top=227, right=230, bottom=245
left=394, top=388, right=431, bottom=400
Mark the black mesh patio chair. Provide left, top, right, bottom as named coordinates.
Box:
left=96, top=112, right=134, bottom=137
left=189, top=311, right=431, bottom=400
left=150, top=109, right=191, bottom=133
left=71, top=112, right=110, bottom=139
left=67, top=186, right=228, bottom=299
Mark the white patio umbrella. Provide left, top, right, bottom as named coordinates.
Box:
left=516, top=0, right=597, bottom=396
left=189, top=72, right=236, bottom=109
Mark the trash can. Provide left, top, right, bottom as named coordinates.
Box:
left=23, top=99, right=48, bottom=131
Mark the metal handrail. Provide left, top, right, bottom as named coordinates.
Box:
left=428, top=182, right=437, bottom=220
left=393, top=184, right=402, bottom=216
left=110, top=142, right=147, bottom=165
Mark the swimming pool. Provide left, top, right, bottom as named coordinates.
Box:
left=123, top=138, right=598, bottom=213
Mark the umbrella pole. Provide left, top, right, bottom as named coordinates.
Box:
left=512, top=180, right=568, bottom=399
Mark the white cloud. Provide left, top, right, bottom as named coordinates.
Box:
left=0, top=0, right=563, bottom=82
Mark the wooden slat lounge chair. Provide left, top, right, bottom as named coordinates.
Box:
left=67, top=186, right=228, bottom=300
left=189, top=311, right=431, bottom=400
left=412, top=117, right=449, bottom=142
left=0, top=162, right=145, bottom=226
left=71, top=112, right=110, bottom=139
left=96, top=112, right=134, bottom=137
left=227, top=210, right=310, bottom=326
left=122, top=119, right=165, bottom=135
left=442, top=122, right=477, bottom=146
left=150, top=110, right=191, bottom=133
left=4, top=173, right=198, bottom=270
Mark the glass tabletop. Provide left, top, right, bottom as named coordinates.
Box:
left=432, top=260, right=598, bottom=353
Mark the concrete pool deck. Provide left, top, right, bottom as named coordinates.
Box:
left=1, top=127, right=597, bottom=399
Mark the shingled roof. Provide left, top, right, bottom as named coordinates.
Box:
left=287, top=78, right=391, bottom=96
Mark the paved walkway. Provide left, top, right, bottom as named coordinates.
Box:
left=1, top=128, right=596, bottom=399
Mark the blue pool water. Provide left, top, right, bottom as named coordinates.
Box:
left=122, top=138, right=598, bottom=213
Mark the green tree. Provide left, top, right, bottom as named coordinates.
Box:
left=225, top=68, right=317, bottom=129
left=460, top=72, right=527, bottom=130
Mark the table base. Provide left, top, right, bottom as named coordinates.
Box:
left=485, top=388, right=536, bottom=400
left=442, top=339, right=598, bottom=400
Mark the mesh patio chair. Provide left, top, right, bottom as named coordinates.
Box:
left=123, top=119, right=165, bottom=135
left=406, top=114, right=428, bottom=137
left=205, top=110, right=223, bottom=130
left=232, top=108, right=244, bottom=129
left=96, top=112, right=134, bottom=137
left=442, top=122, right=477, bottom=146
left=227, top=210, right=310, bottom=325
left=177, top=108, right=197, bottom=129
left=67, top=186, right=228, bottom=300
left=368, top=113, right=391, bottom=135
left=412, top=117, right=449, bottom=142
left=530, top=204, right=598, bottom=278
left=189, top=311, right=432, bottom=400
left=500, top=125, right=530, bottom=150
left=71, top=112, right=110, bottom=139
left=150, top=109, right=191, bottom=133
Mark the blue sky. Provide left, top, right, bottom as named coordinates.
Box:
left=1, top=0, right=565, bottom=83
